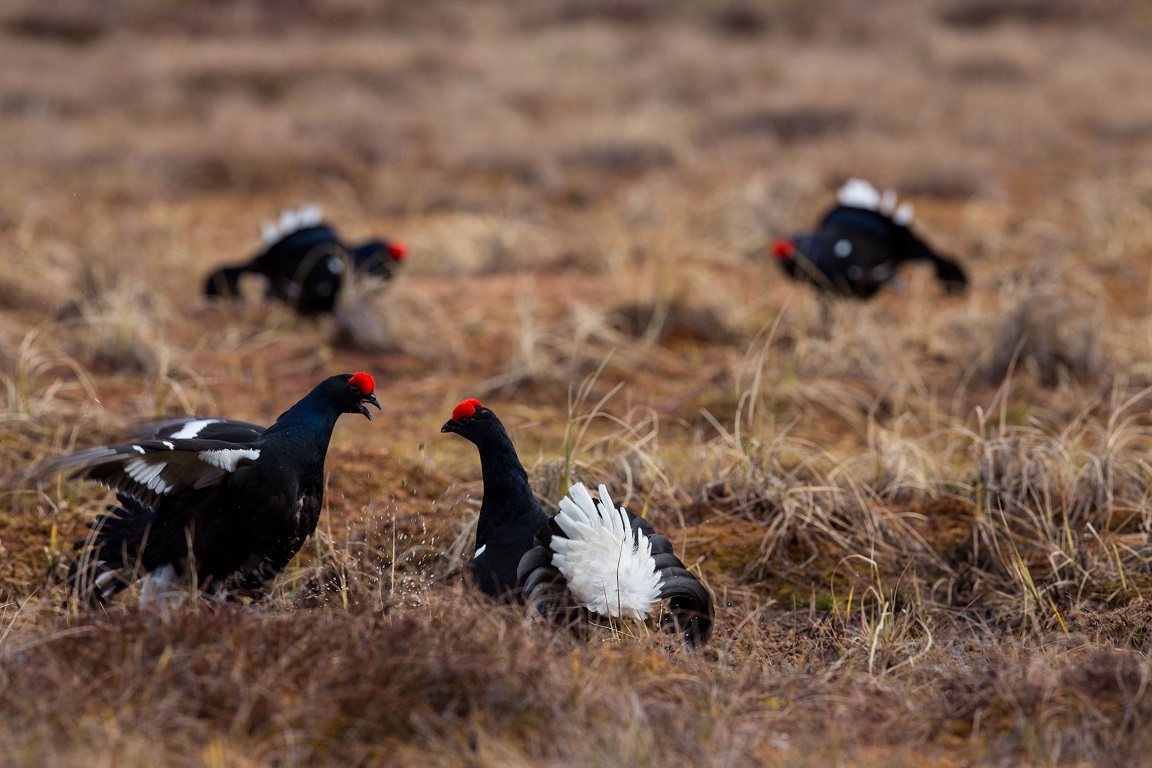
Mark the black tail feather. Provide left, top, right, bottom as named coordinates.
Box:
left=517, top=522, right=586, bottom=629
left=204, top=266, right=246, bottom=299
left=649, top=534, right=714, bottom=647
left=931, top=254, right=968, bottom=294
left=657, top=571, right=714, bottom=647
left=518, top=547, right=578, bottom=621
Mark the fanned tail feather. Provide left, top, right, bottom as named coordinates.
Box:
left=517, top=483, right=714, bottom=647
left=549, top=483, right=661, bottom=620
left=649, top=536, right=714, bottom=647
left=518, top=542, right=586, bottom=632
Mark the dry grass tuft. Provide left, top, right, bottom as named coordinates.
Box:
left=332, top=276, right=459, bottom=362
left=608, top=298, right=739, bottom=345
left=699, top=106, right=857, bottom=145
left=0, top=3, right=108, bottom=46
left=980, top=268, right=1107, bottom=387
left=563, top=141, right=677, bottom=175
left=937, top=0, right=1126, bottom=29
left=57, top=264, right=172, bottom=378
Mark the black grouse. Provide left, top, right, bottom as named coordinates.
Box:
left=204, top=205, right=408, bottom=315
left=772, top=178, right=968, bottom=300
left=441, top=398, right=713, bottom=647
left=38, top=372, right=380, bottom=605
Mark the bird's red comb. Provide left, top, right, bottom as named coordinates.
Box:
left=349, top=372, right=375, bottom=394
left=452, top=398, right=483, bottom=421
left=771, top=239, right=796, bottom=260
left=387, top=241, right=408, bottom=261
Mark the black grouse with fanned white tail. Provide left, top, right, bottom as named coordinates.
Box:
left=772, top=178, right=968, bottom=300
left=204, top=205, right=408, bottom=315
left=441, top=398, right=713, bottom=647
left=37, top=372, right=380, bottom=604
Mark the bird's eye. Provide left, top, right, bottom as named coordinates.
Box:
left=458, top=417, right=471, bottom=425
left=350, top=385, right=362, bottom=395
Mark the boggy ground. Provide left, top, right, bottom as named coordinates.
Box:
left=4, top=1, right=1152, bottom=765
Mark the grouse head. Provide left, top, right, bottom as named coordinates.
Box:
left=325, top=372, right=381, bottom=419
left=771, top=236, right=828, bottom=282
left=770, top=238, right=800, bottom=276
left=440, top=398, right=504, bottom=444
left=353, top=239, right=409, bottom=278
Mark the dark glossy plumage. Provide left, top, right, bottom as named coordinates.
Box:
left=441, top=400, right=548, bottom=598
left=442, top=399, right=713, bottom=646
left=773, top=179, right=967, bottom=300
left=39, top=372, right=380, bottom=604
left=205, top=206, right=407, bottom=315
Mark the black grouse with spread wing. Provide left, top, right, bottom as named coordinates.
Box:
left=39, top=372, right=380, bottom=604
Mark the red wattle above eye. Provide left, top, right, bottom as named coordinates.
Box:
left=452, top=398, right=483, bottom=421
left=349, top=372, right=375, bottom=395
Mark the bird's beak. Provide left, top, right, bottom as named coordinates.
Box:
left=440, top=419, right=457, bottom=434
left=359, top=394, right=382, bottom=419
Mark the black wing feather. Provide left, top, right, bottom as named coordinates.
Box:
left=136, top=417, right=266, bottom=443
left=36, top=438, right=258, bottom=509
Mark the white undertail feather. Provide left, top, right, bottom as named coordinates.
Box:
left=140, top=564, right=177, bottom=603
left=260, top=204, right=324, bottom=244
left=879, top=187, right=897, bottom=216
left=139, top=564, right=197, bottom=607
left=893, top=202, right=915, bottom=225
left=837, top=178, right=881, bottom=210
left=549, top=483, right=661, bottom=620
left=837, top=178, right=915, bottom=224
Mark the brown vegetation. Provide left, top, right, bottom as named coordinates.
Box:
left=4, top=0, right=1152, bottom=764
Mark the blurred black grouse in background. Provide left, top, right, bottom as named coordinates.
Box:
left=37, top=372, right=380, bottom=605
left=442, top=398, right=713, bottom=647
left=205, top=205, right=408, bottom=315
left=772, top=179, right=968, bottom=300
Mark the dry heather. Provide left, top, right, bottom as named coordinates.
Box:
left=4, top=0, right=1152, bottom=765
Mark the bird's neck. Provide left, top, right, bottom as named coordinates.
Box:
left=259, top=395, right=342, bottom=449
left=475, top=433, right=545, bottom=548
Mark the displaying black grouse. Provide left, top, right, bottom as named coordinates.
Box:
left=441, top=398, right=713, bottom=647
left=38, top=372, right=380, bottom=605
left=205, top=205, right=408, bottom=315
left=772, top=179, right=968, bottom=300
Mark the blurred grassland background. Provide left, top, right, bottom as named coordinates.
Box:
left=4, top=0, right=1152, bottom=765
